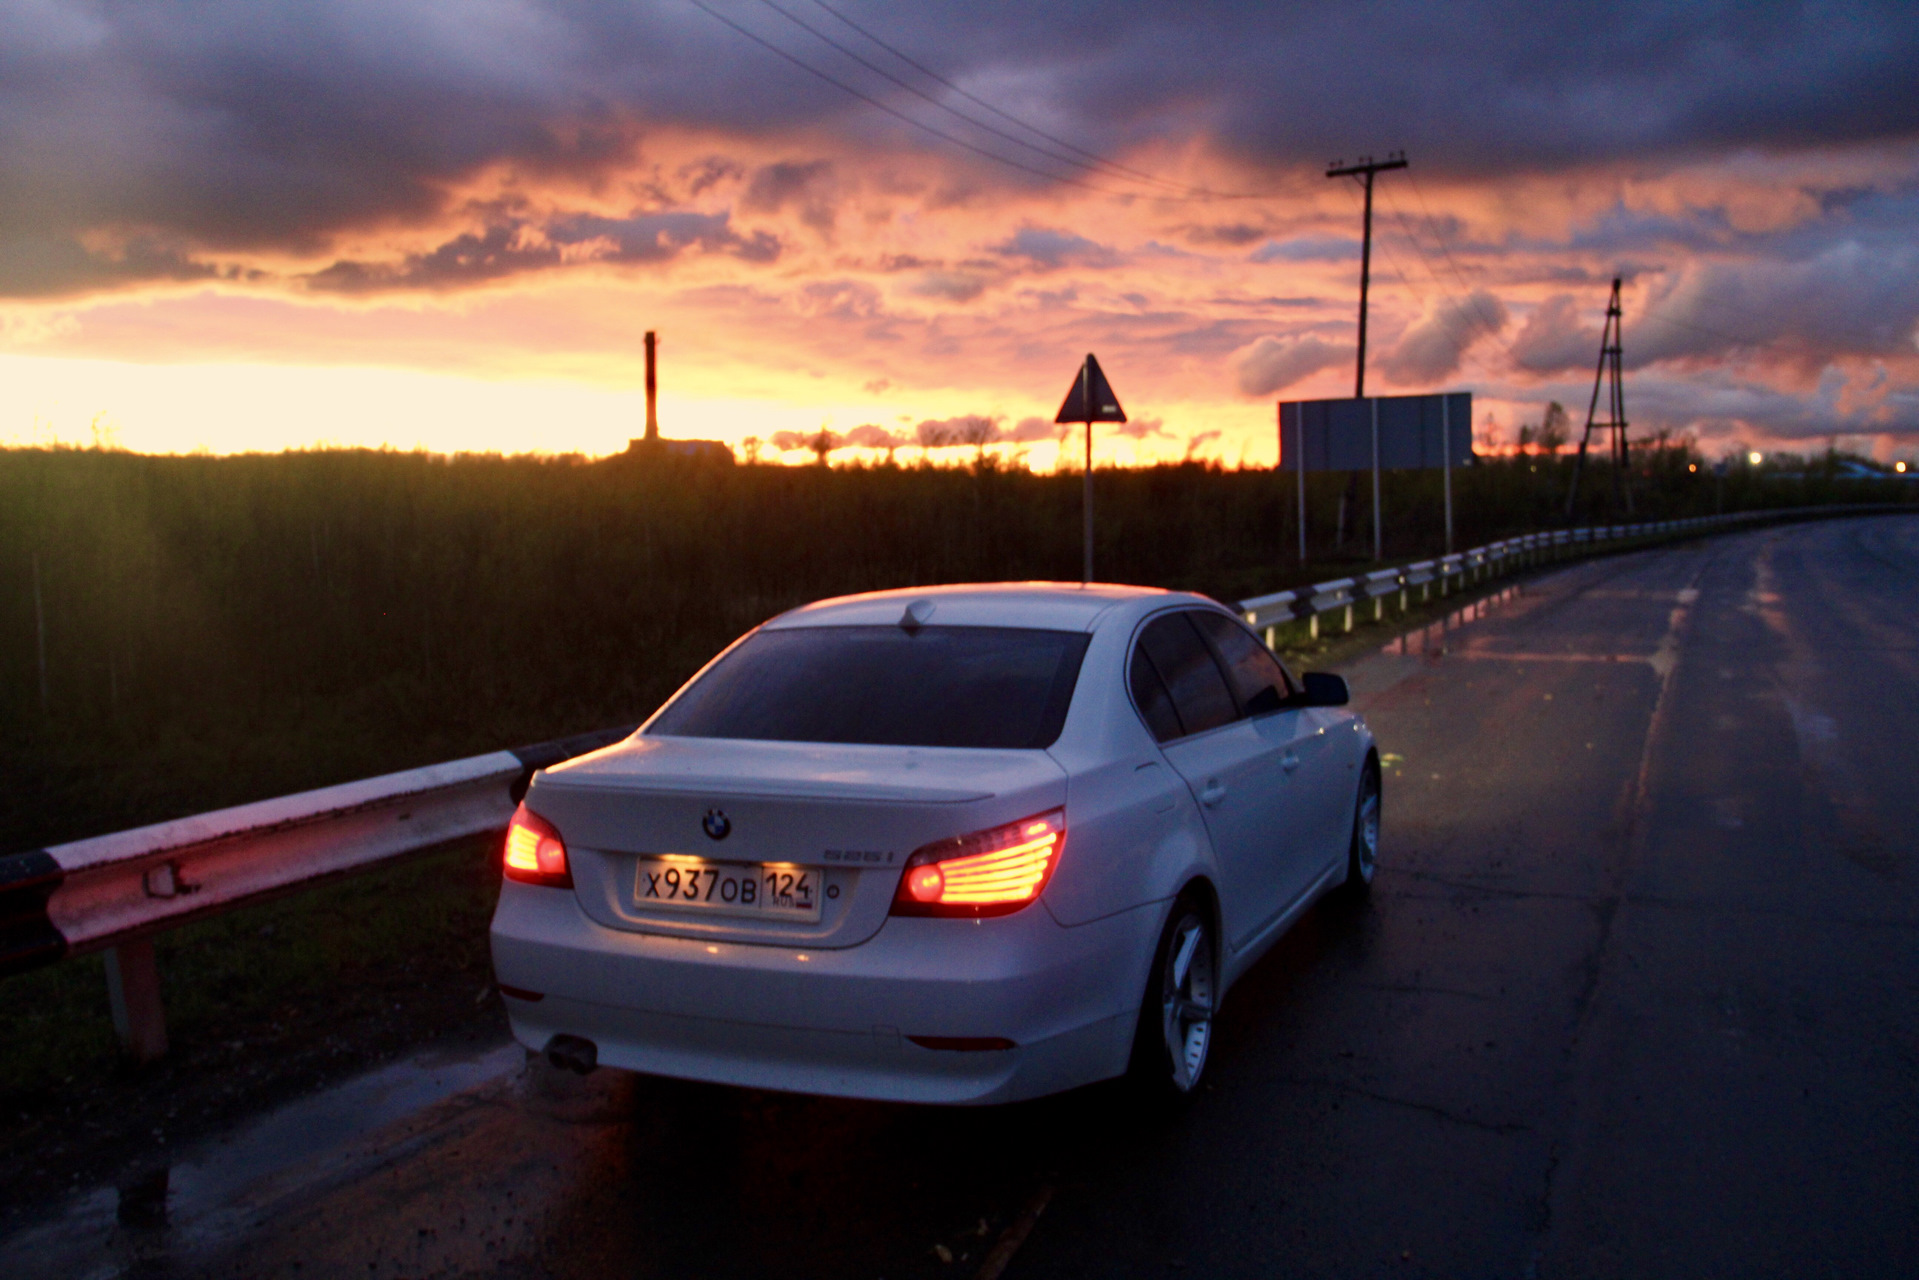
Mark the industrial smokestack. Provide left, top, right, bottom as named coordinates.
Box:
left=643, top=330, right=660, bottom=442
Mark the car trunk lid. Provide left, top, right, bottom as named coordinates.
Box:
left=526, top=735, right=1068, bottom=947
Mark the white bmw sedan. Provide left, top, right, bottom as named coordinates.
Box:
left=489, top=583, right=1379, bottom=1103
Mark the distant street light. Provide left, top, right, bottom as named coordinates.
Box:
left=1747, top=451, right=1763, bottom=466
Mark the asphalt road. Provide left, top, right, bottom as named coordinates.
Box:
left=11, top=514, right=1917, bottom=1279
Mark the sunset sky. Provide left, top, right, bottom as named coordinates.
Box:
left=3, top=0, right=1916, bottom=465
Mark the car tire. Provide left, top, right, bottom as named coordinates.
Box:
left=1130, top=896, right=1217, bottom=1095
left=1341, top=758, right=1382, bottom=896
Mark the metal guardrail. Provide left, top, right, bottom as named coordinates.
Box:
left=1237, top=505, right=1912, bottom=645
left=0, top=501, right=1907, bottom=1061
left=0, top=725, right=634, bottom=1059
left=1234, top=508, right=1793, bottom=647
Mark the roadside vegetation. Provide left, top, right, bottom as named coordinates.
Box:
left=2, top=437, right=1909, bottom=852
left=0, top=438, right=1908, bottom=1201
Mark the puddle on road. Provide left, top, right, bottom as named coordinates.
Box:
left=0, top=1040, right=525, bottom=1280
left=1383, top=584, right=1525, bottom=657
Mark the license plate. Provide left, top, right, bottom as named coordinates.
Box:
left=634, top=858, right=822, bottom=922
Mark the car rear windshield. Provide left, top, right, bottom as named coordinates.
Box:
left=645, top=625, right=1093, bottom=749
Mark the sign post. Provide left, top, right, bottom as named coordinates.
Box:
left=1054, top=354, right=1128, bottom=584
left=1441, top=395, right=1454, bottom=553
left=1370, top=397, right=1382, bottom=561
left=1280, top=391, right=1472, bottom=562
left=1292, top=403, right=1307, bottom=562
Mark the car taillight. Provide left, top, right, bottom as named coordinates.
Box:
left=891, top=810, right=1064, bottom=918
left=503, top=802, right=572, bottom=888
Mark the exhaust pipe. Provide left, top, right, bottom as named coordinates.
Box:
left=544, top=1034, right=598, bottom=1075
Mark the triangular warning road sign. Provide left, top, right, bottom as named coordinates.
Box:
left=1054, top=354, right=1128, bottom=424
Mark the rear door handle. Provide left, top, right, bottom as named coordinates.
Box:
left=1199, top=779, right=1228, bottom=807
left=1282, top=751, right=1301, bottom=773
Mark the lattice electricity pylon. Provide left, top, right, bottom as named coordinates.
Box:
left=1564, top=277, right=1632, bottom=517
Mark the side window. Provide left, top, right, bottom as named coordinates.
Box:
left=1136, top=613, right=1238, bottom=737
left=1128, top=646, right=1184, bottom=742
left=1191, top=612, right=1294, bottom=714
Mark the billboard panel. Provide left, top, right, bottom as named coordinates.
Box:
left=1279, top=392, right=1472, bottom=472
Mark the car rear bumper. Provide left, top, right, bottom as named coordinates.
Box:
left=489, top=882, right=1160, bottom=1104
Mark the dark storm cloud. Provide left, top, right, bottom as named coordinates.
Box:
left=1180, top=223, right=1272, bottom=248
left=3, top=0, right=1917, bottom=297
left=1629, top=369, right=1919, bottom=443
left=0, top=233, right=227, bottom=297
left=1509, top=240, right=1919, bottom=376
left=1632, top=241, right=1919, bottom=367
left=741, top=160, right=838, bottom=234
left=906, top=271, right=988, bottom=303
left=306, top=209, right=778, bottom=291
left=991, top=227, right=1119, bottom=271
left=1250, top=237, right=1359, bottom=264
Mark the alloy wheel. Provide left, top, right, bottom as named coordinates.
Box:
left=1354, top=767, right=1381, bottom=885
left=1159, top=912, right=1216, bottom=1092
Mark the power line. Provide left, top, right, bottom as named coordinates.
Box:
left=1379, top=194, right=1515, bottom=359
left=1404, top=173, right=1496, bottom=308
left=1330, top=177, right=1520, bottom=389
left=776, top=1, right=1197, bottom=196
left=686, top=0, right=1136, bottom=195
left=692, top=0, right=1281, bottom=202
left=757, top=0, right=1174, bottom=191
left=1631, top=310, right=1769, bottom=347
left=1402, top=177, right=1779, bottom=360
left=1397, top=174, right=1791, bottom=365
left=1391, top=174, right=1535, bottom=377
left=1636, top=297, right=1891, bottom=349
left=1332, top=174, right=1428, bottom=312
left=804, top=0, right=1192, bottom=193
left=1382, top=193, right=1505, bottom=339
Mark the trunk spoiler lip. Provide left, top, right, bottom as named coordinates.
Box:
left=532, top=774, right=996, bottom=804
left=532, top=737, right=1068, bottom=805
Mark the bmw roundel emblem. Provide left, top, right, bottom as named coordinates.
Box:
left=702, top=808, right=731, bottom=840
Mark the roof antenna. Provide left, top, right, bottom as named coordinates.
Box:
left=899, top=599, right=935, bottom=631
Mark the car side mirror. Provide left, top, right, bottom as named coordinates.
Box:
left=1300, top=672, right=1349, bottom=707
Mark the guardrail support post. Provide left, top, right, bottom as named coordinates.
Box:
left=105, top=938, right=168, bottom=1062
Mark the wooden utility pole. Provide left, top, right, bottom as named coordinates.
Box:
left=1326, top=152, right=1406, bottom=560
left=1326, top=152, right=1408, bottom=400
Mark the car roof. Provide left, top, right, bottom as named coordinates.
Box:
left=764, top=581, right=1216, bottom=632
